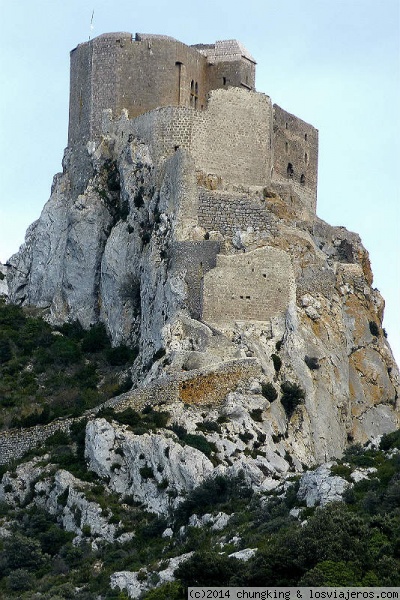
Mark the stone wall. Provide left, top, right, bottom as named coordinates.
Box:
left=198, top=188, right=277, bottom=237
left=106, top=87, right=274, bottom=191
left=272, top=104, right=318, bottom=215
left=104, top=358, right=261, bottom=411
left=0, top=419, right=75, bottom=466
left=202, top=246, right=296, bottom=324
left=69, top=33, right=256, bottom=147
left=169, top=240, right=221, bottom=319
left=191, top=88, right=272, bottom=187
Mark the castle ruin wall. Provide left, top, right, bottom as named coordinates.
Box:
left=272, top=104, right=318, bottom=215
left=202, top=246, right=296, bottom=324
left=198, top=189, right=277, bottom=237
left=191, top=88, right=272, bottom=187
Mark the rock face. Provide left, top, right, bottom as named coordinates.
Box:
left=6, top=98, right=400, bottom=472
left=0, top=263, right=7, bottom=297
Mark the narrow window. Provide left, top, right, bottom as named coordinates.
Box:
left=285, top=122, right=288, bottom=129
left=190, top=80, right=194, bottom=106
left=285, top=142, right=288, bottom=153
left=223, top=76, right=227, bottom=85
left=287, top=163, right=294, bottom=178
left=305, top=133, right=308, bottom=141
left=300, top=174, right=306, bottom=185
left=305, top=152, right=308, bottom=163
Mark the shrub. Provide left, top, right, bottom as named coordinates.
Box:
left=6, top=568, right=35, bottom=591
left=51, top=337, right=82, bottom=365
left=81, top=323, right=110, bottom=352
left=380, top=429, right=400, bottom=451
left=183, top=433, right=215, bottom=457
left=250, top=408, right=264, bottom=422
left=176, top=474, right=252, bottom=522
left=261, top=382, right=278, bottom=401
left=196, top=420, right=222, bottom=434
left=142, top=581, right=184, bottom=600
left=134, top=186, right=145, bottom=208
left=239, top=432, right=254, bottom=443
left=119, top=199, right=130, bottom=221
left=305, top=355, right=320, bottom=370
left=106, top=345, right=133, bottom=366
left=369, top=321, right=380, bottom=337
left=280, top=381, right=305, bottom=419
left=45, top=430, right=71, bottom=447
left=58, top=319, right=85, bottom=340
left=0, top=337, right=12, bottom=363
left=140, top=466, right=154, bottom=480
left=175, top=551, right=243, bottom=587
left=271, top=354, right=282, bottom=372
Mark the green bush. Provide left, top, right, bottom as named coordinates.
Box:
left=183, top=433, right=215, bottom=457
left=175, top=551, right=243, bottom=587
left=51, top=336, right=82, bottom=365
left=106, top=345, right=133, bottom=366
left=305, top=355, right=320, bottom=370
left=6, top=568, right=35, bottom=591
left=176, top=474, right=252, bottom=522
left=380, top=429, right=400, bottom=451
left=140, top=466, right=154, bottom=480
left=280, top=381, right=305, bottom=419
left=142, top=581, right=184, bottom=600
left=0, top=337, right=12, bottom=363
left=271, top=354, right=282, bottom=372
left=196, top=420, right=222, bottom=434
left=81, top=323, right=111, bottom=352
left=250, top=408, right=264, bottom=422
left=369, top=321, right=380, bottom=337
left=261, top=382, right=278, bottom=402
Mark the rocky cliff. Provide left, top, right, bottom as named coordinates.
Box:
left=6, top=123, right=399, bottom=474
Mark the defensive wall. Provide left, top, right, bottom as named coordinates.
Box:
left=103, top=88, right=318, bottom=213
left=202, top=246, right=296, bottom=324
left=69, top=32, right=256, bottom=147
left=70, top=32, right=318, bottom=215
left=0, top=360, right=260, bottom=466
left=0, top=419, right=75, bottom=466
left=198, top=188, right=278, bottom=237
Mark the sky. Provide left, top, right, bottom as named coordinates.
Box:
left=0, top=0, right=399, bottom=364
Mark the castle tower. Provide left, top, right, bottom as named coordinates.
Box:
left=68, top=33, right=256, bottom=147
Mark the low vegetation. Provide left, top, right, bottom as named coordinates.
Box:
left=0, top=300, right=135, bottom=429
left=0, top=428, right=398, bottom=597
left=0, top=301, right=398, bottom=597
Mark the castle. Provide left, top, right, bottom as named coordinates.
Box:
left=68, top=32, right=319, bottom=217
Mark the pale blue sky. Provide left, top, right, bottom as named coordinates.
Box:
left=0, top=0, right=399, bottom=363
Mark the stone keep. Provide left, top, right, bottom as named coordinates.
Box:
left=68, top=32, right=318, bottom=215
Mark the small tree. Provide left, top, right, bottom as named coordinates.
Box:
left=280, top=381, right=305, bottom=419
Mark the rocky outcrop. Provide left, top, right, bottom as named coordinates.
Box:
left=5, top=115, right=399, bottom=472
left=0, top=262, right=7, bottom=297
left=297, top=463, right=350, bottom=507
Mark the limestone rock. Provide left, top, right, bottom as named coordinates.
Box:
left=85, top=418, right=215, bottom=514
left=229, top=548, right=257, bottom=561
left=0, top=263, right=7, bottom=297
left=297, top=463, right=350, bottom=507
left=110, top=552, right=193, bottom=599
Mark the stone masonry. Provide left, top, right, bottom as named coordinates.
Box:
left=71, top=32, right=318, bottom=215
